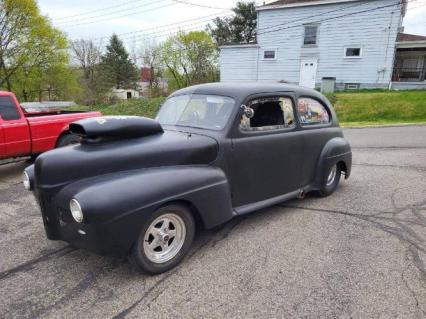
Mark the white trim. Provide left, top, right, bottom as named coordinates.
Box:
left=219, top=44, right=259, bottom=49
left=396, top=41, right=426, bottom=49
left=343, top=46, right=363, bottom=58
left=262, top=48, right=278, bottom=61
left=256, top=0, right=360, bottom=11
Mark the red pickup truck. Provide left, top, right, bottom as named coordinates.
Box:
left=0, top=91, right=101, bottom=161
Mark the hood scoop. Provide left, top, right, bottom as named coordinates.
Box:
left=69, top=116, right=164, bottom=143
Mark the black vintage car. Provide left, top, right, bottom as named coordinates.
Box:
left=24, top=83, right=352, bottom=274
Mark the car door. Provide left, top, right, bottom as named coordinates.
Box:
left=230, top=94, right=304, bottom=209
left=295, top=96, right=336, bottom=186
left=0, top=95, right=31, bottom=158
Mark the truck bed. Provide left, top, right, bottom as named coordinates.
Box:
left=24, top=110, right=94, bottom=117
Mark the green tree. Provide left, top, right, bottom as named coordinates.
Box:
left=0, top=0, right=78, bottom=100
left=159, top=31, right=218, bottom=90
left=100, top=34, right=139, bottom=89
left=208, top=1, right=257, bottom=45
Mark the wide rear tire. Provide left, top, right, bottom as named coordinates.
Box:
left=318, top=164, right=341, bottom=197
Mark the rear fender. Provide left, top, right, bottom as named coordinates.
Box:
left=315, top=137, right=352, bottom=188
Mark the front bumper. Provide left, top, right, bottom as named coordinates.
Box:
left=35, top=191, right=135, bottom=256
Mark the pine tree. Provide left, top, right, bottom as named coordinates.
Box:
left=101, top=34, right=139, bottom=89
left=208, top=2, right=256, bottom=45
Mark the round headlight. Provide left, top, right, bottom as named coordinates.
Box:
left=23, top=171, right=31, bottom=190
left=70, top=199, right=84, bottom=223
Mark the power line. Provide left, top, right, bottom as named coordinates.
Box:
left=87, top=11, right=230, bottom=41
left=105, top=13, right=231, bottom=43
left=170, top=0, right=231, bottom=10
left=132, top=0, right=409, bottom=49
left=71, top=0, right=418, bottom=54
left=256, top=0, right=405, bottom=36
left=123, top=24, right=211, bottom=44
left=123, top=0, right=409, bottom=45
left=53, top=0, right=147, bottom=21
left=256, top=0, right=382, bottom=32
left=58, top=1, right=177, bottom=28
left=59, top=0, right=255, bottom=28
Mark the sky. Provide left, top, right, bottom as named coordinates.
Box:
left=37, top=0, right=426, bottom=49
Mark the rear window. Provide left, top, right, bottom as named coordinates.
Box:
left=297, top=97, right=330, bottom=125
left=0, top=96, right=20, bottom=120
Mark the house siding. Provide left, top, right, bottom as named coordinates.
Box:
left=220, top=46, right=259, bottom=81
left=220, top=0, right=402, bottom=89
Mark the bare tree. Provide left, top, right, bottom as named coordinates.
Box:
left=70, top=39, right=112, bottom=105
left=139, top=38, right=162, bottom=92
left=70, top=39, right=102, bottom=81
left=128, top=37, right=140, bottom=67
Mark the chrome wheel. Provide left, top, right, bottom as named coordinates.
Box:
left=326, top=165, right=337, bottom=186
left=143, top=213, right=186, bottom=264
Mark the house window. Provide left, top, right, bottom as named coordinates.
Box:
left=303, top=25, right=318, bottom=46
left=344, top=83, right=360, bottom=90
left=345, top=47, right=362, bottom=58
left=263, top=49, right=277, bottom=60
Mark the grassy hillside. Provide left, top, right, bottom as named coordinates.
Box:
left=330, top=90, right=426, bottom=126
left=76, top=97, right=166, bottom=119
left=77, top=90, right=426, bottom=126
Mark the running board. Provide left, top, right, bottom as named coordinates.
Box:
left=234, top=190, right=301, bottom=215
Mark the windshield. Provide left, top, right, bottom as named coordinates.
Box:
left=156, top=94, right=235, bottom=130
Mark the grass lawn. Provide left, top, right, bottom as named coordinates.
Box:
left=77, top=90, right=426, bottom=127
left=329, top=90, right=426, bottom=127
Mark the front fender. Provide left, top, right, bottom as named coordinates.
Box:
left=55, top=165, right=233, bottom=228
left=315, top=137, right=352, bottom=188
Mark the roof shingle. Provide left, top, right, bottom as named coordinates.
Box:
left=397, top=32, right=426, bottom=42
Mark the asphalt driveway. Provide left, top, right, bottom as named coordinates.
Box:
left=0, top=125, right=425, bottom=318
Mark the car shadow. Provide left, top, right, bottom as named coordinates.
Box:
left=0, top=161, right=30, bottom=184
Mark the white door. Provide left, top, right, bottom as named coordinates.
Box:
left=299, top=59, right=318, bottom=88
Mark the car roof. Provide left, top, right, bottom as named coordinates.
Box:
left=169, top=82, right=325, bottom=101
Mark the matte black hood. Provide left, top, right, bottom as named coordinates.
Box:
left=70, top=116, right=163, bottom=142
left=35, top=130, right=218, bottom=188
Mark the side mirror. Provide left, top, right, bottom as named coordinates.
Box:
left=241, top=104, right=254, bottom=119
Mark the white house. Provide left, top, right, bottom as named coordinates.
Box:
left=110, top=88, right=140, bottom=100
left=220, top=0, right=426, bottom=90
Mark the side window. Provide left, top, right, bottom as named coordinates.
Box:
left=0, top=96, right=20, bottom=121
left=240, top=97, right=295, bottom=131
left=297, top=97, right=330, bottom=125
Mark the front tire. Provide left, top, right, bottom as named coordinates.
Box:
left=129, top=204, right=195, bottom=275
left=318, top=164, right=341, bottom=197
left=56, top=134, right=80, bottom=147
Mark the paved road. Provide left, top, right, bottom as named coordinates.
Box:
left=1, top=125, right=425, bottom=318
